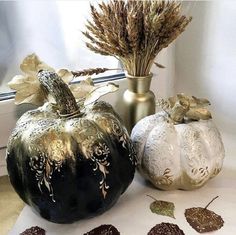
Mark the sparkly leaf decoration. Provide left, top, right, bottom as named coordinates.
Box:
left=20, top=226, right=46, bottom=235
left=185, top=196, right=224, bottom=233
left=148, top=195, right=175, bottom=219
left=148, top=223, right=185, bottom=235
left=83, top=224, right=120, bottom=235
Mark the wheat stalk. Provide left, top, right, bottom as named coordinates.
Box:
left=72, top=68, right=121, bottom=77
left=84, top=0, right=192, bottom=77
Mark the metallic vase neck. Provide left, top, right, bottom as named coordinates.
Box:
left=126, top=73, right=153, bottom=94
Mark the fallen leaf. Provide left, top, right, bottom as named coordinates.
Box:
left=20, top=226, right=46, bottom=235
left=185, top=196, right=224, bottom=233
left=84, top=224, right=120, bottom=235
left=148, top=222, right=185, bottom=235
left=148, top=195, right=175, bottom=219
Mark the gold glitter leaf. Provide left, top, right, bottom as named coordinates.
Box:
left=185, top=196, right=224, bottom=233
left=148, top=195, right=175, bottom=219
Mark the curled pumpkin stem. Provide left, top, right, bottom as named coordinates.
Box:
left=157, top=93, right=212, bottom=124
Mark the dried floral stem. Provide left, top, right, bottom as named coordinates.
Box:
left=71, top=68, right=121, bottom=77
left=84, top=0, right=192, bottom=77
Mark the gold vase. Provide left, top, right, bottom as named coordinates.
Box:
left=122, top=73, right=156, bottom=133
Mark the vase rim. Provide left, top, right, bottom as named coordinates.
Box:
left=125, top=72, right=153, bottom=80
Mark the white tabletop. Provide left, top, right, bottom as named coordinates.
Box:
left=9, top=133, right=236, bottom=235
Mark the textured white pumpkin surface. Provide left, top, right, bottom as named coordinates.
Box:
left=131, top=112, right=225, bottom=190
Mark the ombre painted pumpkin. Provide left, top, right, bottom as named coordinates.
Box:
left=7, top=71, right=136, bottom=223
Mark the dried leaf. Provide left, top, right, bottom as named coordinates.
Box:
left=185, top=196, right=224, bottom=233
left=148, top=223, right=185, bottom=235
left=83, top=224, right=120, bottom=235
left=20, top=226, right=45, bottom=235
left=148, top=195, right=175, bottom=219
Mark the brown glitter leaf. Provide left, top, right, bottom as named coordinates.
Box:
left=20, top=226, right=46, bottom=235
left=84, top=224, right=120, bottom=235
left=148, top=223, right=185, bottom=235
left=147, top=195, right=175, bottom=219
left=185, top=196, right=224, bottom=233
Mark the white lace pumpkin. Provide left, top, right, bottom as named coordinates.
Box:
left=131, top=111, right=225, bottom=190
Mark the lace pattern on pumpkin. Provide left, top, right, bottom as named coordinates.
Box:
left=91, top=143, right=111, bottom=198
left=29, top=151, right=63, bottom=202
left=94, top=114, right=137, bottom=166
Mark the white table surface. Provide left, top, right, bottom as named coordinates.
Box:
left=9, top=133, right=236, bottom=235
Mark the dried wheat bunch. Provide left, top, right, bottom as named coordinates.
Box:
left=83, top=0, right=192, bottom=77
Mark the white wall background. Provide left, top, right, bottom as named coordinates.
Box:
left=176, top=1, right=236, bottom=134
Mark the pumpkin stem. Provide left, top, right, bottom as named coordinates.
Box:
left=38, top=70, right=80, bottom=117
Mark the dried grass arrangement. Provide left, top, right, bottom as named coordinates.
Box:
left=83, top=0, right=192, bottom=77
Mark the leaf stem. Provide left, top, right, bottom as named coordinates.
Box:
left=146, top=194, right=158, bottom=201
left=204, top=196, right=219, bottom=209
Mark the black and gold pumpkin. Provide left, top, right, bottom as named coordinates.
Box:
left=6, top=71, right=136, bottom=223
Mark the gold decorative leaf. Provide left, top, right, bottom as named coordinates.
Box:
left=57, top=69, right=74, bottom=84
left=157, top=94, right=212, bottom=123
left=9, top=75, right=47, bottom=106
left=84, top=83, right=119, bottom=106
left=69, top=77, right=95, bottom=100
left=69, top=77, right=119, bottom=106
left=8, top=53, right=54, bottom=105
left=20, top=53, right=54, bottom=75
